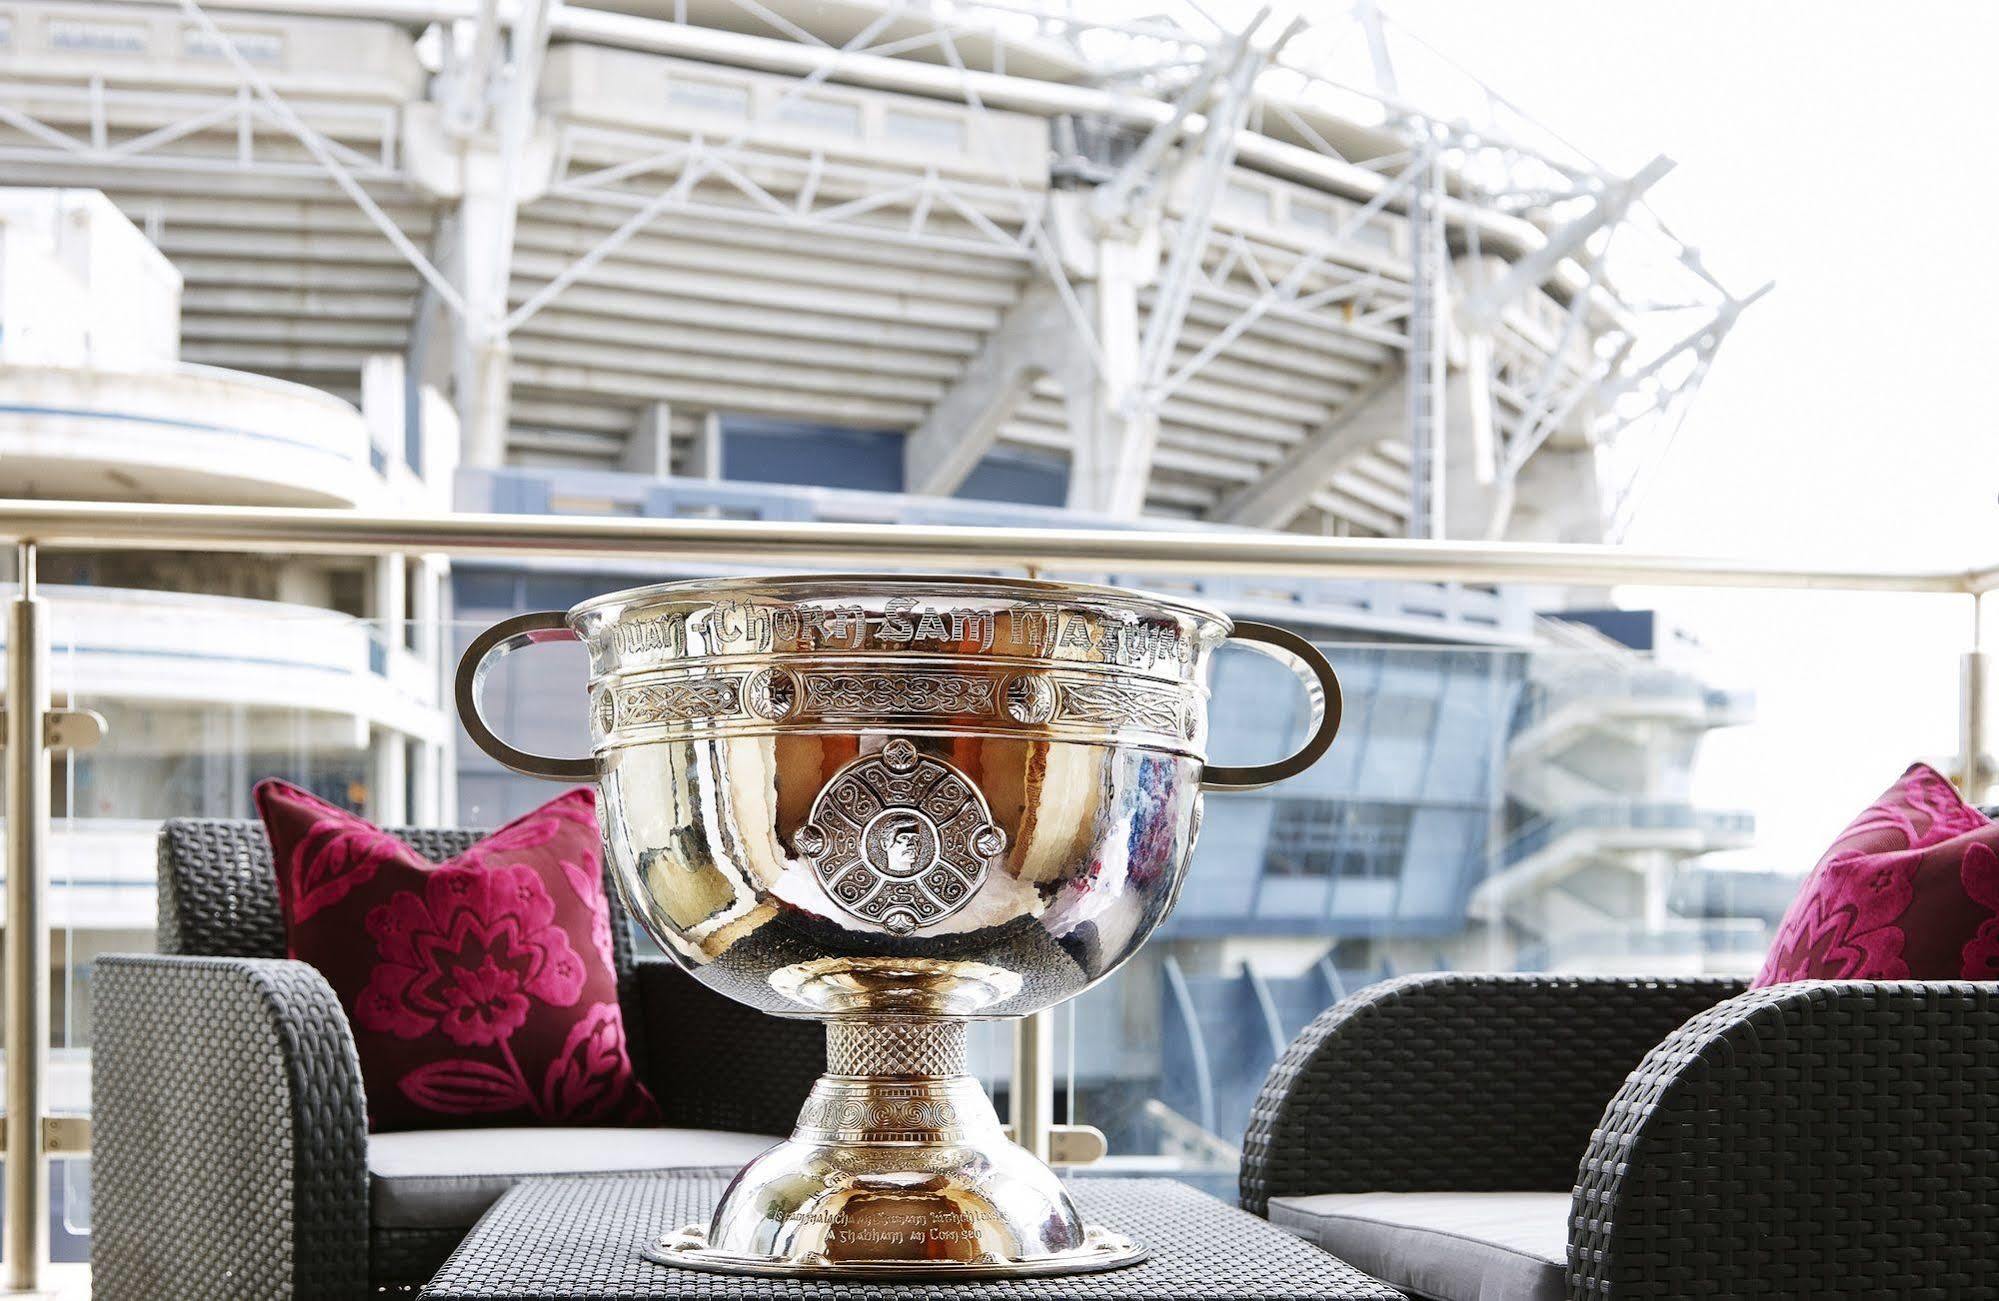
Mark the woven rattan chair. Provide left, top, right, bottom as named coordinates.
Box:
left=92, top=818, right=825, bottom=1299
left=1241, top=973, right=1999, bottom=1301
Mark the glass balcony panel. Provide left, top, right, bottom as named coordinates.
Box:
left=1061, top=587, right=1966, bottom=1186
left=8, top=583, right=1973, bottom=1251
left=31, top=605, right=439, bottom=1261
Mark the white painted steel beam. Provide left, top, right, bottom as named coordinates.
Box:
left=1460, top=155, right=1674, bottom=329
left=1135, top=15, right=1285, bottom=402
left=1213, top=369, right=1405, bottom=527
left=174, top=0, right=467, bottom=317
left=1063, top=238, right=1156, bottom=518
left=623, top=401, right=672, bottom=477
left=905, top=283, right=1072, bottom=496
left=549, top=5, right=1560, bottom=261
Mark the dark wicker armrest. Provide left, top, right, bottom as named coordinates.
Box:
left=93, top=955, right=368, bottom=1301
left=632, top=958, right=824, bottom=1136
left=1241, top=973, right=1743, bottom=1215
left=1571, top=980, right=1999, bottom=1299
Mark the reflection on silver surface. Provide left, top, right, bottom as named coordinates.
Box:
left=458, top=574, right=1341, bottom=1277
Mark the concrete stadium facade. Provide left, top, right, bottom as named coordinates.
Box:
left=0, top=0, right=1753, bottom=537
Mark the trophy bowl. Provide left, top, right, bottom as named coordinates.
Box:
left=457, top=574, right=1340, bottom=1278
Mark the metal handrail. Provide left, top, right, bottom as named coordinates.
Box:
left=0, top=499, right=1976, bottom=591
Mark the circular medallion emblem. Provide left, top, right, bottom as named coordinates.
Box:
left=744, top=666, right=801, bottom=720
left=796, top=738, right=1007, bottom=934
left=1001, top=673, right=1057, bottom=725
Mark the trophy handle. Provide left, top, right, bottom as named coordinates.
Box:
left=1201, top=620, right=1342, bottom=792
left=454, top=611, right=598, bottom=782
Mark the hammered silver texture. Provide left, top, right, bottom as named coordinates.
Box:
left=565, top=576, right=1228, bottom=1023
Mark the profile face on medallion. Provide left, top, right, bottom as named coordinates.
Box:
left=870, top=811, right=929, bottom=878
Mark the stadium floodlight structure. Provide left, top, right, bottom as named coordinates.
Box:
left=0, top=0, right=1760, bottom=542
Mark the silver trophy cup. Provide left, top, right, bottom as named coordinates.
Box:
left=457, top=575, right=1340, bottom=1278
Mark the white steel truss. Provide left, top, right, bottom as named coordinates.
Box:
left=0, top=79, right=401, bottom=179
left=1, top=0, right=1759, bottom=539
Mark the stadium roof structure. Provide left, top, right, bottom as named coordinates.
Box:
left=0, top=0, right=1763, bottom=540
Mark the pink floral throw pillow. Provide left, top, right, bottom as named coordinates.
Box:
left=253, top=779, right=660, bottom=1131
left=1754, top=763, right=1999, bottom=986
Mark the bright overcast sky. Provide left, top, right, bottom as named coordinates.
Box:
left=1375, top=2, right=1999, bottom=865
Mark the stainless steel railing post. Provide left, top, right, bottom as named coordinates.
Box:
left=1010, top=1009, right=1054, bottom=1162
left=1964, top=590, right=1992, bottom=805
left=4, top=541, right=50, bottom=1291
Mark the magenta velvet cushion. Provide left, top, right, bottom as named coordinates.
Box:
left=1754, top=763, right=1999, bottom=986
left=253, top=779, right=660, bottom=1131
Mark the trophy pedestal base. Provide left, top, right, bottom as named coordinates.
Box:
left=649, top=1220, right=1145, bottom=1281
left=646, top=1020, right=1147, bottom=1280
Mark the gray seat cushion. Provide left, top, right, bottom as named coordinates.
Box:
left=1268, top=1191, right=1570, bottom=1301
left=368, top=1127, right=777, bottom=1229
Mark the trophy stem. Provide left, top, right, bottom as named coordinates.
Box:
left=826, top=1017, right=969, bottom=1079
left=648, top=1015, right=1145, bottom=1278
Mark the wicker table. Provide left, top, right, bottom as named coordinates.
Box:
left=420, top=1171, right=1402, bottom=1300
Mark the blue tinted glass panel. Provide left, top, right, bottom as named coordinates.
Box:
left=721, top=416, right=905, bottom=492
left=955, top=448, right=1068, bottom=507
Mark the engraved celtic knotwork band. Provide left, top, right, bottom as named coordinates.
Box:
left=584, top=589, right=1213, bottom=679
left=791, top=1077, right=992, bottom=1145
left=800, top=1022, right=988, bottom=1144
left=592, top=662, right=1201, bottom=752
